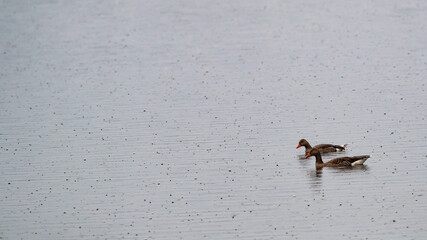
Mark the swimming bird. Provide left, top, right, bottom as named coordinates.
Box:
left=296, top=139, right=348, bottom=154
left=305, top=148, right=370, bottom=168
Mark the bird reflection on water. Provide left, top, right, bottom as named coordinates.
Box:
left=330, top=164, right=370, bottom=173
left=307, top=165, right=370, bottom=191
left=307, top=168, right=323, bottom=191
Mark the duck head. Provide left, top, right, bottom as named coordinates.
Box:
left=296, top=139, right=309, bottom=149
left=305, top=148, right=320, bottom=158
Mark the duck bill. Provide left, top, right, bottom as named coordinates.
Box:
left=305, top=153, right=311, bottom=159
left=296, top=144, right=301, bottom=149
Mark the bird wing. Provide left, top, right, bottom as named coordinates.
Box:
left=329, top=156, right=370, bottom=165
left=328, top=157, right=353, bottom=166
left=313, top=144, right=335, bottom=149
left=314, top=144, right=345, bottom=150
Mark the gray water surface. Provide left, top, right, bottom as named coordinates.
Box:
left=1, top=1, right=426, bottom=239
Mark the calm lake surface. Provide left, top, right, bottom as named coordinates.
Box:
left=1, top=1, right=426, bottom=239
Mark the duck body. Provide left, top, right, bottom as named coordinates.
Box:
left=306, top=148, right=370, bottom=168
left=297, top=139, right=348, bottom=154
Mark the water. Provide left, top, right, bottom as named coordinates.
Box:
left=1, top=1, right=426, bottom=239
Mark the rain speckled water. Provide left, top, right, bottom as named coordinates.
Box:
left=1, top=1, right=426, bottom=239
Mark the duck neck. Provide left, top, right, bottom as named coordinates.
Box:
left=304, top=142, right=312, bottom=150
left=314, top=153, right=323, bottom=164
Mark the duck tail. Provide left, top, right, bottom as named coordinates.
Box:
left=351, top=157, right=369, bottom=166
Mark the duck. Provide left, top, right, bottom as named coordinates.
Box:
left=305, top=148, right=370, bottom=168
left=296, top=138, right=348, bottom=154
